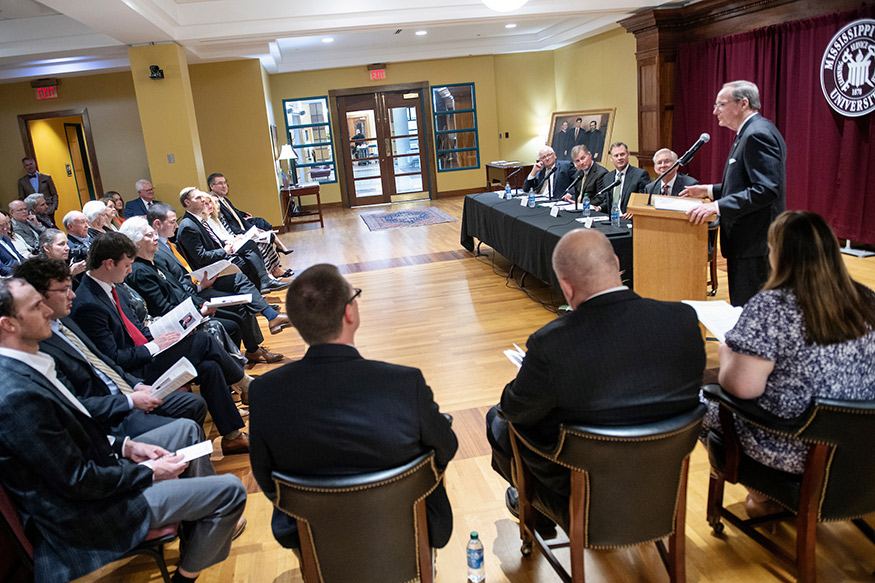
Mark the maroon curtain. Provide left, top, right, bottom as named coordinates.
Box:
left=673, top=4, right=875, bottom=245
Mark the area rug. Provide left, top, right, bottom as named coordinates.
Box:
left=361, top=207, right=457, bottom=231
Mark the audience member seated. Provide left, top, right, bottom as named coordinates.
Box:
left=596, top=142, right=651, bottom=217
left=250, top=264, right=458, bottom=549
left=14, top=258, right=208, bottom=438
left=644, top=148, right=699, bottom=196
left=486, top=229, right=705, bottom=527
left=124, top=179, right=157, bottom=219
left=207, top=173, right=287, bottom=243
left=23, top=193, right=55, bottom=230
left=0, top=277, right=247, bottom=583
left=9, top=199, right=44, bottom=254
left=62, top=210, right=92, bottom=263
left=704, top=210, right=875, bottom=516
left=176, top=188, right=289, bottom=294
left=101, top=193, right=123, bottom=230
left=83, top=199, right=111, bottom=239
left=0, top=212, right=26, bottom=276
left=560, top=144, right=608, bottom=205
left=69, top=232, right=254, bottom=455
left=522, top=146, right=574, bottom=199
left=108, top=190, right=125, bottom=217
left=120, top=217, right=283, bottom=364
left=147, top=202, right=290, bottom=343
left=37, top=228, right=86, bottom=277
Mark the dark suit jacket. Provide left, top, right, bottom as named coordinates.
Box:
left=217, top=195, right=272, bottom=233
left=249, top=343, right=458, bottom=548
left=500, top=289, right=704, bottom=504
left=123, top=197, right=149, bottom=219
left=564, top=163, right=609, bottom=203
left=0, top=236, right=24, bottom=276
left=522, top=160, right=574, bottom=199
left=71, top=275, right=154, bottom=374
left=0, top=355, right=151, bottom=583
left=713, top=113, right=787, bottom=259
left=644, top=173, right=699, bottom=196
left=17, top=173, right=58, bottom=216
left=67, top=233, right=91, bottom=263
left=176, top=211, right=231, bottom=270
left=127, top=257, right=207, bottom=316
left=600, top=165, right=651, bottom=212
left=551, top=130, right=572, bottom=159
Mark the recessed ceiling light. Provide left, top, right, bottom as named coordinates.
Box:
left=322, top=37, right=334, bottom=43
left=415, top=30, right=427, bottom=36
left=505, top=23, right=517, bottom=29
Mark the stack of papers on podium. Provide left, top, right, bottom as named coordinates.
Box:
left=652, top=195, right=702, bottom=212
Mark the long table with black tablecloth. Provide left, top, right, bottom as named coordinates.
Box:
left=460, top=192, right=633, bottom=291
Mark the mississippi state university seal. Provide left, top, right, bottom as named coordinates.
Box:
left=821, top=19, right=875, bottom=117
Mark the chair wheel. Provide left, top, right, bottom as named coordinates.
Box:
left=710, top=521, right=725, bottom=535
left=521, top=542, right=533, bottom=556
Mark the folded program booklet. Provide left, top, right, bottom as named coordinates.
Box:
left=150, top=357, right=197, bottom=399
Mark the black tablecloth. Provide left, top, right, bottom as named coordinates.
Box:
left=460, top=192, right=633, bottom=290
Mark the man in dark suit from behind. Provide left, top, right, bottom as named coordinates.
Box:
left=17, top=157, right=58, bottom=226
left=596, top=142, right=651, bottom=218
left=486, top=229, right=705, bottom=528
left=521, top=146, right=574, bottom=199
left=560, top=144, right=609, bottom=205
left=644, top=148, right=699, bottom=196
left=249, top=263, right=458, bottom=549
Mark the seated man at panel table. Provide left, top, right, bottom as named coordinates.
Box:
left=521, top=146, right=574, bottom=199
left=69, top=231, right=253, bottom=455
left=0, top=277, right=247, bottom=583
left=644, top=148, right=699, bottom=197
left=486, top=229, right=705, bottom=529
left=249, top=264, right=458, bottom=549
left=14, top=258, right=207, bottom=438
left=560, top=144, right=609, bottom=206
left=593, top=142, right=651, bottom=218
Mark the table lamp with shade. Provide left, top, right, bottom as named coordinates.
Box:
left=278, top=143, right=298, bottom=187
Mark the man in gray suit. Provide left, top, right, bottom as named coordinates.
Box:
left=8, top=199, right=44, bottom=253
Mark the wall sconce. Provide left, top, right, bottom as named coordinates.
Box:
left=149, top=65, right=164, bottom=79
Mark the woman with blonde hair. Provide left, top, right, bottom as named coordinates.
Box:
left=709, top=210, right=875, bottom=514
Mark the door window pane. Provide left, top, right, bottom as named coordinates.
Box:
left=354, top=178, right=383, bottom=197
left=393, top=154, right=421, bottom=175
left=431, top=83, right=480, bottom=172
left=283, top=96, right=336, bottom=184
left=395, top=174, right=424, bottom=194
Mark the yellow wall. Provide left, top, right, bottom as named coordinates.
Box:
left=553, top=28, right=641, bottom=169
left=494, top=51, right=556, bottom=164
left=269, top=55, right=502, bottom=204
left=190, top=60, right=282, bottom=224
left=28, top=115, right=91, bottom=222
left=0, top=72, right=149, bottom=210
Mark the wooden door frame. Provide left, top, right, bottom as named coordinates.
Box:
left=18, top=108, right=103, bottom=198
left=329, top=82, right=437, bottom=208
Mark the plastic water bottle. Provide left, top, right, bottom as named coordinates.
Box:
left=527, top=192, right=536, bottom=208
left=610, top=200, right=620, bottom=227
left=467, top=531, right=485, bottom=582
left=582, top=194, right=591, bottom=217
left=505, top=181, right=511, bottom=197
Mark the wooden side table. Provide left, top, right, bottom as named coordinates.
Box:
left=485, top=163, right=533, bottom=190
left=280, top=183, right=324, bottom=231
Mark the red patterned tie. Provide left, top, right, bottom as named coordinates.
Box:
left=111, top=287, right=149, bottom=345
left=662, top=183, right=671, bottom=197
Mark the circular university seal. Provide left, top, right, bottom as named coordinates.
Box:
left=821, top=19, right=875, bottom=117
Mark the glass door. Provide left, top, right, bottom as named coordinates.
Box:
left=382, top=90, right=427, bottom=200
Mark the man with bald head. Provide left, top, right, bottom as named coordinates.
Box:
left=486, top=229, right=705, bottom=527
left=522, top=146, right=574, bottom=199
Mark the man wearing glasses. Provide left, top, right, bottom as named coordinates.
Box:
left=682, top=80, right=787, bottom=307
left=249, top=264, right=458, bottom=550
left=522, top=146, right=574, bottom=199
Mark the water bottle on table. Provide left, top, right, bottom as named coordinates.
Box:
left=505, top=181, right=511, bottom=197
left=467, top=531, right=485, bottom=582
left=610, top=200, right=620, bottom=227
left=527, top=192, right=536, bottom=208
left=582, top=194, right=591, bottom=217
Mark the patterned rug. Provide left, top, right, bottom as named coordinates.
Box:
left=361, top=207, right=457, bottom=231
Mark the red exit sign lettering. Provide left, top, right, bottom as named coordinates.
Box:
left=36, top=86, right=58, bottom=100
left=370, top=69, right=385, bottom=80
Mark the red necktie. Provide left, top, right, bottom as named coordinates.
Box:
left=111, top=287, right=149, bottom=345
left=662, top=183, right=671, bottom=196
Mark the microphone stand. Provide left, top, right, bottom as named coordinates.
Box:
left=646, top=160, right=682, bottom=206
left=505, top=166, right=524, bottom=196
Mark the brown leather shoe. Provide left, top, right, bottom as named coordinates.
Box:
left=221, top=432, right=250, bottom=455
left=232, top=517, right=247, bottom=541
left=245, top=346, right=284, bottom=363
left=268, top=314, right=291, bottom=334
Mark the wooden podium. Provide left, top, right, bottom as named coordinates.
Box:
left=627, top=192, right=715, bottom=302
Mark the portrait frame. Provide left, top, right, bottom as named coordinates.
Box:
left=547, top=109, right=616, bottom=164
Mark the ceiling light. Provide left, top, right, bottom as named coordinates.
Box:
left=415, top=30, right=427, bottom=36
left=505, top=23, right=517, bottom=29
left=322, top=37, right=334, bottom=43
left=482, top=0, right=528, bottom=12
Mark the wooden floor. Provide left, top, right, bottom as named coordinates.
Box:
left=76, top=197, right=875, bottom=583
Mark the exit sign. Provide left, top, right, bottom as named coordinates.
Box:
left=370, top=69, right=385, bottom=80
left=36, top=86, right=58, bottom=100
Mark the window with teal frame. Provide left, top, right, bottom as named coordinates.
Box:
left=431, top=83, right=479, bottom=172
left=283, top=96, right=336, bottom=184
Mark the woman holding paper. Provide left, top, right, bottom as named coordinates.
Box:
left=708, top=211, right=875, bottom=515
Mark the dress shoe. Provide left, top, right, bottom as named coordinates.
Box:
left=232, top=517, right=247, bottom=541
left=442, top=412, right=454, bottom=426
left=279, top=248, right=294, bottom=255
left=268, top=314, right=291, bottom=335
left=245, top=346, right=284, bottom=363
left=221, top=432, right=250, bottom=455
left=260, top=279, right=291, bottom=294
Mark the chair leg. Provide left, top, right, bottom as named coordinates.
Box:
left=508, top=427, right=534, bottom=556
left=569, top=471, right=586, bottom=583
left=667, top=459, right=689, bottom=583
left=706, top=469, right=726, bottom=535
left=795, top=444, right=829, bottom=583
left=415, top=502, right=433, bottom=583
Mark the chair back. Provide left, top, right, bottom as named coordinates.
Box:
left=554, top=405, right=704, bottom=548
left=797, top=398, right=875, bottom=521
left=272, top=451, right=439, bottom=583
left=0, top=482, right=33, bottom=582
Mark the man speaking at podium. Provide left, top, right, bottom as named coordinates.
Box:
left=522, top=146, right=574, bottom=199
left=683, top=80, right=786, bottom=307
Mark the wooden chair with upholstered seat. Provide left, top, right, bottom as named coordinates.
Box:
left=508, top=405, right=705, bottom=583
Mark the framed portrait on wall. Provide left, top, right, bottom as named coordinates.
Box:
left=547, top=109, right=615, bottom=163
